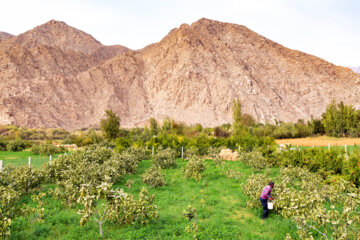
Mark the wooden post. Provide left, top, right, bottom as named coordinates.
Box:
left=28, top=156, right=31, bottom=167
left=0, top=160, right=2, bottom=172
left=152, top=146, right=154, bottom=158
left=181, top=146, right=184, bottom=159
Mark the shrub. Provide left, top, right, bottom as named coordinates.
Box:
left=184, top=146, right=199, bottom=159
left=111, top=152, right=138, bottom=175
left=12, top=165, right=46, bottom=193
left=152, top=146, right=177, bottom=169
left=182, top=156, right=205, bottom=181
left=122, top=147, right=148, bottom=162
left=345, top=150, right=360, bottom=186
left=0, top=138, right=7, bottom=151
left=238, top=151, right=270, bottom=170
left=31, top=143, right=66, bottom=156
left=6, top=139, right=26, bottom=151
left=183, top=205, right=197, bottom=221
left=142, top=165, right=166, bottom=187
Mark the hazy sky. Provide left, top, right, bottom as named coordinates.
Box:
left=1, top=0, right=359, bottom=66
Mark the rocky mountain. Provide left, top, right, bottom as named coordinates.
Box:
left=350, top=67, right=360, bottom=74
left=0, top=32, right=14, bottom=41
left=0, top=18, right=359, bottom=129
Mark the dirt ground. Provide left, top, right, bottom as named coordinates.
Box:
left=275, top=136, right=360, bottom=146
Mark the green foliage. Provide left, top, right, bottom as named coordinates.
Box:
left=149, top=118, right=158, bottom=136
left=12, top=165, right=45, bottom=193
left=121, top=147, right=148, bottom=162
left=0, top=138, right=7, bottom=151
left=152, top=146, right=177, bottom=169
left=112, top=151, right=139, bottom=175
left=238, top=150, right=270, bottom=170
left=345, top=150, right=360, bottom=186
left=100, top=110, right=121, bottom=140
left=232, top=99, right=245, bottom=136
left=243, top=166, right=360, bottom=239
left=77, top=183, right=158, bottom=237
left=6, top=139, right=26, bottom=151
left=0, top=186, right=19, bottom=237
left=109, top=187, right=158, bottom=226
left=64, top=129, right=103, bottom=147
left=182, top=156, right=205, bottom=181
left=31, top=143, right=66, bottom=156
left=47, top=145, right=125, bottom=206
left=322, top=100, right=360, bottom=137
left=183, top=205, right=197, bottom=222
left=272, top=147, right=346, bottom=178
left=142, top=165, right=166, bottom=188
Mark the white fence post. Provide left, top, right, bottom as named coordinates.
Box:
left=50, top=155, right=52, bottom=165
left=0, top=160, right=2, bottom=172
left=152, top=146, right=154, bottom=157
left=328, top=143, right=330, bottom=151
left=312, top=145, right=314, bottom=148
left=28, top=156, right=31, bottom=167
left=345, top=144, right=347, bottom=153
left=181, top=146, right=184, bottom=159
left=238, top=146, right=241, bottom=152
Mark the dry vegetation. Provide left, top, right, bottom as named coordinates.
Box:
left=276, top=136, right=360, bottom=146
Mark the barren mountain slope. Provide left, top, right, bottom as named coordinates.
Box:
left=1, top=18, right=359, bottom=129
left=0, top=32, right=14, bottom=41
left=136, top=18, right=360, bottom=125
left=0, top=21, right=130, bottom=129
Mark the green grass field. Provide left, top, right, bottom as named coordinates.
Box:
left=0, top=151, right=64, bottom=169
left=9, top=159, right=298, bottom=239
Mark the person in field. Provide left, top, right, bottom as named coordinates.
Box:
left=260, top=181, right=274, bottom=219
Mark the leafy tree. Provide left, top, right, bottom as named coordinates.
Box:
left=149, top=118, right=158, bottom=136
left=100, top=110, right=120, bottom=140
left=232, top=99, right=246, bottom=136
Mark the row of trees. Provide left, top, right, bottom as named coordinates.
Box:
left=322, top=100, right=360, bottom=137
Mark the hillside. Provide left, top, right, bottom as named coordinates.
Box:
left=0, top=18, right=359, bottom=129
left=0, top=32, right=14, bottom=41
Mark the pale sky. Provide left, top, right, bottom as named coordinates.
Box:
left=1, top=0, right=359, bottom=66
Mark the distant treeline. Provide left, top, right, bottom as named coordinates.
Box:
left=252, top=100, right=360, bottom=138
left=1, top=100, right=359, bottom=151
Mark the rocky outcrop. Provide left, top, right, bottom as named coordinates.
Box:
left=0, top=32, right=14, bottom=41
left=0, top=18, right=359, bottom=129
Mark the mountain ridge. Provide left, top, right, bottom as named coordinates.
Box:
left=0, top=18, right=359, bottom=129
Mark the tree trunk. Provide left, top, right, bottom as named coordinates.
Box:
left=99, top=221, right=103, bottom=237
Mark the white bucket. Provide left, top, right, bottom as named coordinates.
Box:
left=267, top=201, right=274, bottom=210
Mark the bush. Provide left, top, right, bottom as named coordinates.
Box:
left=112, top=152, right=139, bottom=175
left=6, top=139, right=26, bottom=151
left=0, top=138, right=7, bottom=151
left=152, top=146, right=177, bottom=169
left=31, top=143, right=66, bottom=156
left=345, top=150, right=360, bottom=186
left=182, top=156, right=205, bottom=181
left=122, top=147, right=148, bottom=162
left=142, top=165, right=166, bottom=187
left=238, top=151, right=269, bottom=170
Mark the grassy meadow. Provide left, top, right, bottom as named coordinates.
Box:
left=0, top=150, right=62, bottom=169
